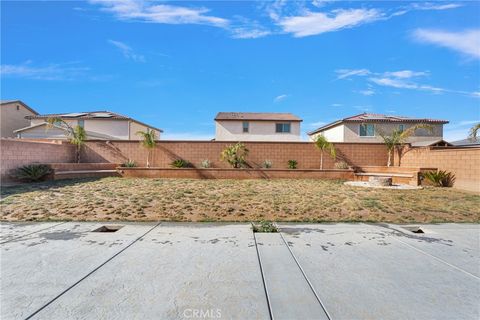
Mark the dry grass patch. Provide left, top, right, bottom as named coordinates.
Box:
left=1, top=177, right=479, bottom=223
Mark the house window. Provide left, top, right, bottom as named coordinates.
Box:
left=78, top=120, right=85, bottom=128
left=16, top=105, right=20, bottom=110
left=398, top=124, right=404, bottom=132
left=242, top=121, right=249, bottom=133
left=276, top=123, right=291, bottom=133
left=359, top=124, right=375, bottom=137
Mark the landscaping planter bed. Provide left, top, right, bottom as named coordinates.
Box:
left=117, top=167, right=355, bottom=180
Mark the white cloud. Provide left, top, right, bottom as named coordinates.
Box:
left=411, top=3, right=463, bottom=11
left=278, top=8, right=383, bottom=37
left=413, top=29, right=480, bottom=59
left=1, top=62, right=89, bottom=80
left=231, top=27, right=271, bottom=39
left=358, top=89, right=375, bottom=96
left=331, top=103, right=342, bottom=107
left=383, top=70, right=428, bottom=79
left=90, top=0, right=228, bottom=27
left=274, top=94, right=289, bottom=102
left=108, top=40, right=145, bottom=62
left=335, top=68, right=370, bottom=80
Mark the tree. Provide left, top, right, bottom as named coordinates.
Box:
left=314, top=135, right=336, bottom=169
left=377, top=124, right=432, bottom=167
left=47, top=118, right=86, bottom=163
left=136, top=129, right=156, bottom=167
left=220, top=142, right=249, bottom=168
left=469, top=123, right=480, bottom=140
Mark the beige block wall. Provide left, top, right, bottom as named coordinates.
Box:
left=1, top=102, right=37, bottom=137
left=400, top=146, right=480, bottom=193
left=215, top=121, right=301, bottom=141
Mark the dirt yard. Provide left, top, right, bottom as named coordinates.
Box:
left=1, top=177, right=479, bottom=223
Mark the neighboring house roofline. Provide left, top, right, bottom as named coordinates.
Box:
left=308, top=112, right=449, bottom=135
left=14, top=122, right=118, bottom=140
left=26, top=111, right=163, bottom=133
left=215, top=112, right=302, bottom=122
left=1, top=100, right=39, bottom=115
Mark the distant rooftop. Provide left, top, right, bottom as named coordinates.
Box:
left=308, top=113, right=449, bottom=135
left=27, top=111, right=163, bottom=132
left=1, top=100, right=39, bottom=115
left=215, top=112, right=302, bottom=122
left=451, top=137, right=479, bottom=147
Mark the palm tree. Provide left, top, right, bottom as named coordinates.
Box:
left=47, top=118, right=86, bottom=163
left=136, top=129, right=156, bottom=167
left=315, top=135, right=336, bottom=169
left=469, top=123, right=480, bottom=139
left=377, top=124, right=432, bottom=167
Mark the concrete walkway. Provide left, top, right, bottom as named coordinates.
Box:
left=1, top=222, right=478, bottom=319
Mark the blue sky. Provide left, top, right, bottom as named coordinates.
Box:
left=1, top=1, right=479, bottom=140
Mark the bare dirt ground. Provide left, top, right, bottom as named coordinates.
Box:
left=1, top=177, right=479, bottom=223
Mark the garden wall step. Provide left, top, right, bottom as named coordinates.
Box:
left=53, top=170, right=120, bottom=180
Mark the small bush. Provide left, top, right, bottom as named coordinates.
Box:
left=334, top=161, right=349, bottom=169
left=287, top=160, right=298, bottom=169
left=170, top=159, right=191, bottom=168
left=252, top=220, right=278, bottom=233
left=200, top=159, right=211, bottom=168
left=121, top=160, right=137, bottom=167
left=423, top=170, right=456, bottom=187
left=261, top=160, right=272, bottom=168
left=13, top=164, right=52, bottom=182
left=221, top=142, right=249, bottom=168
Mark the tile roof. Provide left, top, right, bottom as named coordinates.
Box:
left=308, top=113, right=448, bottom=135
left=215, top=112, right=302, bottom=122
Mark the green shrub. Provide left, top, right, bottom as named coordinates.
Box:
left=220, top=142, right=249, bottom=168
left=170, top=159, right=191, bottom=168
left=252, top=220, right=278, bottom=233
left=13, top=164, right=52, bottom=182
left=121, top=160, right=137, bottom=167
left=261, top=160, right=272, bottom=168
left=200, top=159, right=211, bottom=168
left=287, top=160, right=298, bottom=169
left=334, top=161, right=349, bottom=169
left=423, top=170, right=456, bottom=187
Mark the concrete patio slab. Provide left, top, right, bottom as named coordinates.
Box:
left=1, top=222, right=156, bottom=320
left=279, top=223, right=480, bottom=320
left=255, top=233, right=328, bottom=320
left=30, top=223, right=270, bottom=320
left=0, top=222, right=66, bottom=243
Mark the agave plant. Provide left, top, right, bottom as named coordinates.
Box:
left=170, top=159, right=190, bottom=168
left=136, top=129, right=156, bottom=167
left=47, top=118, right=86, bottom=163
left=13, top=164, right=52, bottom=182
left=121, top=160, right=137, bottom=167
left=315, top=135, right=336, bottom=169
left=423, top=170, right=456, bottom=187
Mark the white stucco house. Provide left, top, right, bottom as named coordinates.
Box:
left=308, top=113, right=448, bottom=143
left=215, top=112, right=302, bottom=141
left=14, top=111, right=162, bottom=140
left=1, top=100, right=38, bottom=138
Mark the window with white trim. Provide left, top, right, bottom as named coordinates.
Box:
left=242, top=121, right=249, bottom=133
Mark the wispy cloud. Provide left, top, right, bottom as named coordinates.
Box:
left=411, top=2, right=463, bottom=11
left=90, top=0, right=228, bottom=27
left=413, top=29, right=480, bottom=59
left=274, top=94, right=289, bottom=102
left=358, top=89, right=376, bottom=96
left=278, top=8, right=383, bottom=37
left=335, top=68, right=370, bottom=80
left=108, top=40, right=145, bottom=62
left=383, top=70, right=429, bottom=78
left=1, top=61, right=90, bottom=80
left=231, top=27, right=271, bottom=39
left=331, top=103, right=342, bottom=107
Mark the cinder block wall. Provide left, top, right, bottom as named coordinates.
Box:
left=400, top=146, right=480, bottom=192
left=82, top=140, right=389, bottom=169
left=1, top=139, right=75, bottom=182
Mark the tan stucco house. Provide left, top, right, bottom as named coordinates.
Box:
left=308, top=113, right=448, bottom=143
left=215, top=112, right=302, bottom=141
left=1, top=100, right=39, bottom=138
left=15, top=111, right=162, bottom=140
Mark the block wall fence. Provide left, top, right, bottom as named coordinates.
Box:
left=81, top=140, right=389, bottom=169
left=399, top=146, right=480, bottom=193
left=0, top=139, right=75, bottom=182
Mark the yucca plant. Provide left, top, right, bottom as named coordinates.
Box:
left=315, top=135, right=336, bottom=169
left=377, top=123, right=433, bottom=167
left=47, top=118, right=86, bottom=163
left=170, top=159, right=190, bottom=168
left=220, top=142, right=249, bottom=168
left=13, top=164, right=52, bottom=182
left=423, top=170, right=456, bottom=187
left=136, top=129, right=156, bottom=168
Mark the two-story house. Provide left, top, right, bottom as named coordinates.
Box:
left=215, top=112, right=302, bottom=141
left=1, top=100, right=39, bottom=138
left=15, top=111, right=162, bottom=140
left=308, top=113, right=448, bottom=144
